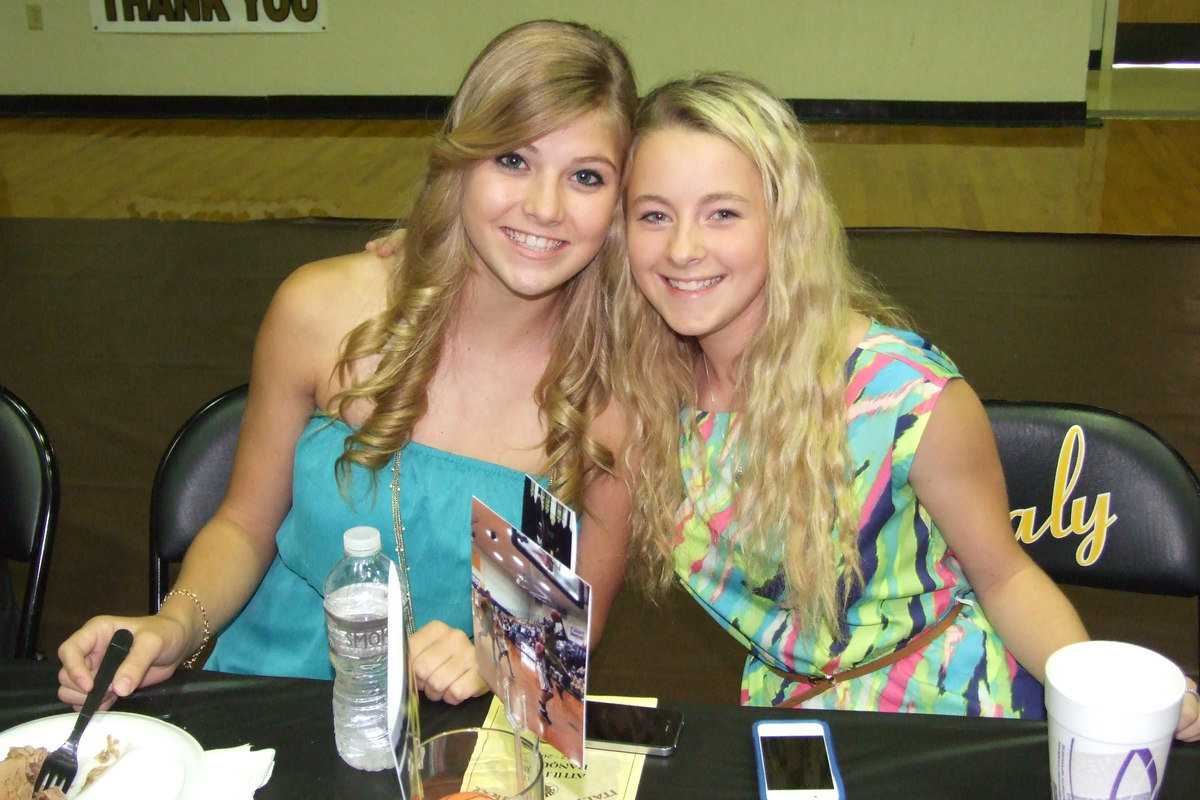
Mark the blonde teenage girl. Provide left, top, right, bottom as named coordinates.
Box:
left=613, top=73, right=1199, bottom=738
left=614, top=72, right=1096, bottom=719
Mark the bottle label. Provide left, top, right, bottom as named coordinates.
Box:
left=326, top=613, right=388, bottom=658
left=324, top=583, right=388, bottom=658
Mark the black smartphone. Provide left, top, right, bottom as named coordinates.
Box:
left=584, top=700, right=684, bottom=756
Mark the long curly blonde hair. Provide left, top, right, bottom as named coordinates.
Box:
left=330, top=20, right=637, bottom=509
left=611, top=73, right=909, bottom=635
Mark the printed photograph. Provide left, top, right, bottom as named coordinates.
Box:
left=470, top=498, right=590, bottom=765
left=520, top=476, right=578, bottom=570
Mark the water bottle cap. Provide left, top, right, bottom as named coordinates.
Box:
left=343, top=526, right=382, bottom=556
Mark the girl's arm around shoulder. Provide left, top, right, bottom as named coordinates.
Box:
left=576, top=399, right=634, bottom=648
left=908, top=378, right=1088, bottom=684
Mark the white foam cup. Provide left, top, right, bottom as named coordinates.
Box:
left=1044, top=641, right=1185, bottom=800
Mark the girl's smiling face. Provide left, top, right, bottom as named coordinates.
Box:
left=461, top=110, right=623, bottom=302
left=625, top=126, right=770, bottom=356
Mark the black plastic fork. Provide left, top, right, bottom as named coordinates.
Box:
left=34, top=628, right=134, bottom=794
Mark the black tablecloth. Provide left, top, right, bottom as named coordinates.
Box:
left=2, top=660, right=1196, bottom=799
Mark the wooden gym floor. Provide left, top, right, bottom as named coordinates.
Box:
left=1, top=115, right=1199, bottom=235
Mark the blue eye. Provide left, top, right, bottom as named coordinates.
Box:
left=638, top=211, right=668, bottom=223
left=495, top=153, right=525, bottom=170
left=712, top=209, right=740, bottom=221
left=573, top=169, right=605, bottom=187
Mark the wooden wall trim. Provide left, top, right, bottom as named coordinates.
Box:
left=0, top=95, right=1087, bottom=127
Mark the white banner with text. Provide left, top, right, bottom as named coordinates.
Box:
left=90, top=0, right=326, bottom=33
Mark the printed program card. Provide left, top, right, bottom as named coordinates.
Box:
left=481, top=695, right=652, bottom=800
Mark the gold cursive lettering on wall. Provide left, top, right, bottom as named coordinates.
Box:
left=1009, top=425, right=1118, bottom=566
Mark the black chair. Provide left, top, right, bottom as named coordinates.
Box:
left=149, top=384, right=248, bottom=613
left=0, top=385, right=59, bottom=659
left=985, top=400, right=1200, bottom=665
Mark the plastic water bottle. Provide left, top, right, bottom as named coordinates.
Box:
left=324, top=526, right=392, bottom=771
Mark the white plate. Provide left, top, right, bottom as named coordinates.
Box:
left=0, top=711, right=204, bottom=800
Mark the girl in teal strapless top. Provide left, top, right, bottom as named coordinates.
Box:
left=56, top=20, right=636, bottom=710
left=203, top=417, right=545, bottom=680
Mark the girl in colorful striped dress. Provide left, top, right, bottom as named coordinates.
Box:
left=610, top=72, right=1168, bottom=724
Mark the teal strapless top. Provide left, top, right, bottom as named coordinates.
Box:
left=207, top=415, right=535, bottom=679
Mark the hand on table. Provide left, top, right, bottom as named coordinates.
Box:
left=1177, top=678, right=1200, bottom=742
left=409, top=620, right=488, bottom=705
left=57, top=614, right=193, bottom=710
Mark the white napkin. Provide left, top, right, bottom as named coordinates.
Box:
left=194, top=745, right=275, bottom=799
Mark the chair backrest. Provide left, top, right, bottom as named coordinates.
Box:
left=986, top=401, right=1200, bottom=670
left=0, top=385, right=59, bottom=659
left=985, top=400, right=1200, bottom=597
left=149, top=384, right=248, bottom=613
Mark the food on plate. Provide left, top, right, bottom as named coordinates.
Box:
left=0, top=746, right=64, bottom=800
left=78, top=735, right=121, bottom=794
left=0, top=736, right=122, bottom=800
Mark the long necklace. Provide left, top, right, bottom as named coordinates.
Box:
left=390, top=450, right=417, bottom=636
left=389, top=446, right=559, bottom=638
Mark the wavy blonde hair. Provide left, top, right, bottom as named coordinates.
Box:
left=611, top=73, right=910, bottom=635
left=330, top=20, right=637, bottom=509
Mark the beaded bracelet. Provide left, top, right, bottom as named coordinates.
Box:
left=163, top=589, right=211, bottom=668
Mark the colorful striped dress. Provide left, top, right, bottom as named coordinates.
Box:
left=674, top=321, right=1044, bottom=717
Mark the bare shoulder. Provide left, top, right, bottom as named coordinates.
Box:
left=913, top=377, right=994, bottom=479
left=591, top=396, right=631, bottom=460
left=928, top=377, right=988, bottom=431
left=281, top=251, right=389, bottom=310
left=269, top=251, right=391, bottom=333
left=251, top=251, right=393, bottom=413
